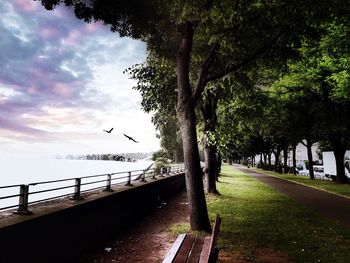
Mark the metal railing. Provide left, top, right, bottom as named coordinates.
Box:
left=0, top=164, right=185, bottom=215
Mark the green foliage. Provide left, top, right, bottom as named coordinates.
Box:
left=127, top=57, right=183, bottom=162
left=154, top=157, right=169, bottom=174
left=156, top=114, right=184, bottom=163
left=127, top=55, right=177, bottom=115
left=152, top=149, right=168, bottom=161
left=169, top=223, right=191, bottom=237
left=216, top=74, right=270, bottom=159
left=277, top=21, right=350, bottom=102
left=272, top=20, right=350, bottom=153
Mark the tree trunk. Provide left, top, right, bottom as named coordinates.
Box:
left=273, top=148, right=281, bottom=172
left=263, top=153, right=267, bottom=168
left=178, top=106, right=211, bottom=231
left=334, top=148, right=347, bottom=183
left=200, top=96, right=219, bottom=194
left=331, top=138, right=347, bottom=184
left=283, top=147, right=288, bottom=174
left=203, top=142, right=219, bottom=193
left=292, top=143, right=297, bottom=175
left=306, top=139, right=315, bottom=180
left=216, top=151, right=221, bottom=181
left=176, top=23, right=211, bottom=232
left=268, top=153, right=272, bottom=170
left=174, top=143, right=184, bottom=163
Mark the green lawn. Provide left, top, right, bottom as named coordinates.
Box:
left=206, top=165, right=350, bottom=263
left=252, top=168, right=350, bottom=198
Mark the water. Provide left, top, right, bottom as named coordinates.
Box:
left=0, top=156, right=153, bottom=210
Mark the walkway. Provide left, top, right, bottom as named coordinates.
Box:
left=233, top=164, right=350, bottom=229
left=79, top=191, right=189, bottom=263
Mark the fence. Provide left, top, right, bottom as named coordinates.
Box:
left=0, top=164, right=185, bottom=215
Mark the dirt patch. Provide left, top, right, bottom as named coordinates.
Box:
left=254, top=248, right=292, bottom=263
left=218, top=249, right=250, bottom=263
left=80, top=191, right=189, bottom=263
left=218, top=247, right=292, bottom=263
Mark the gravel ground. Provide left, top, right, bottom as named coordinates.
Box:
left=79, top=191, right=189, bottom=263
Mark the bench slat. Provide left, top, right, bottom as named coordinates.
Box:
left=162, top=234, right=187, bottom=263
left=187, top=236, right=204, bottom=263
left=209, top=215, right=221, bottom=255
left=174, top=234, right=196, bottom=263
left=164, top=214, right=221, bottom=263
left=199, top=214, right=221, bottom=263
left=198, top=237, right=211, bottom=263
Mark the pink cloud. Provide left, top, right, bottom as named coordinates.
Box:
left=84, top=22, right=103, bottom=33
left=53, top=83, right=73, bottom=97
left=13, top=0, right=39, bottom=13
left=40, top=27, right=59, bottom=39
left=27, top=86, right=39, bottom=95
left=64, top=30, right=81, bottom=46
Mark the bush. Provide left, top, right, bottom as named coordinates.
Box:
left=154, top=157, right=169, bottom=174
left=152, top=150, right=168, bottom=161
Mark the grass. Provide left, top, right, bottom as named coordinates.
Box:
left=252, top=168, right=350, bottom=198
left=169, top=223, right=190, bottom=237
left=205, top=165, right=350, bottom=263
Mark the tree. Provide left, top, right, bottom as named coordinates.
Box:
left=216, top=73, right=269, bottom=165
left=153, top=113, right=184, bottom=163
left=152, top=149, right=168, bottom=161
left=273, top=20, right=350, bottom=183
left=38, top=0, right=348, bottom=230
left=126, top=54, right=184, bottom=162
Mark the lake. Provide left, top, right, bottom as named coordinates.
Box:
left=0, top=156, right=153, bottom=211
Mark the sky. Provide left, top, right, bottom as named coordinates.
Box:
left=0, top=0, right=160, bottom=157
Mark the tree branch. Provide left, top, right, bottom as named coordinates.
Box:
left=192, top=43, right=220, bottom=102
left=206, top=30, right=282, bottom=83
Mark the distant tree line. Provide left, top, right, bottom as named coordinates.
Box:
left=56, top=152, right=151, bottom=162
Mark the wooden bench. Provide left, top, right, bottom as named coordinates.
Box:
left=163, top=215, right=221, bottom=263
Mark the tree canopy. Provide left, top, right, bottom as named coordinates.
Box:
left=37, top=0, right=350, bottom=231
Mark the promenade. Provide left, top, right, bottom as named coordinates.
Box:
left=234, top=164, right=350, bottom=229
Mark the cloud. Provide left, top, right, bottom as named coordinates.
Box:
left=0, top=0, right=152, bottom=153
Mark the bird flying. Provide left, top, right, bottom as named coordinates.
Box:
left=103, top=128, right=113, bottom=133
left=123, top=133, right=139, bottom=143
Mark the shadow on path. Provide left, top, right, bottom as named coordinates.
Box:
left=233, top=164, right=350, bottom=229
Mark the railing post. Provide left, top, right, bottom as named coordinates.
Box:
left=140, top=170, right=147, bottom=182
left=151, top=169, right=157, bottom=180
left=104, top=174, right=114, bottom=192
left=159, top=167, right=165, bottom=177
left=14, top=184, right=32, bottom=215
left=72, top=178, right=84, bottom=200
left=124, top=172, right=133, bottom=186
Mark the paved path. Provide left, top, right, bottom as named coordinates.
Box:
left=233, top=164, right=350, bottom=229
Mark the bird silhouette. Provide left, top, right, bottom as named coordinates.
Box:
left=103, top=128, right=113, bottom=133
left=123, top=133, right=139, bottom=143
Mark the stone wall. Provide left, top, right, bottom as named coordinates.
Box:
left=0, top=173, right=185, bottom=263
